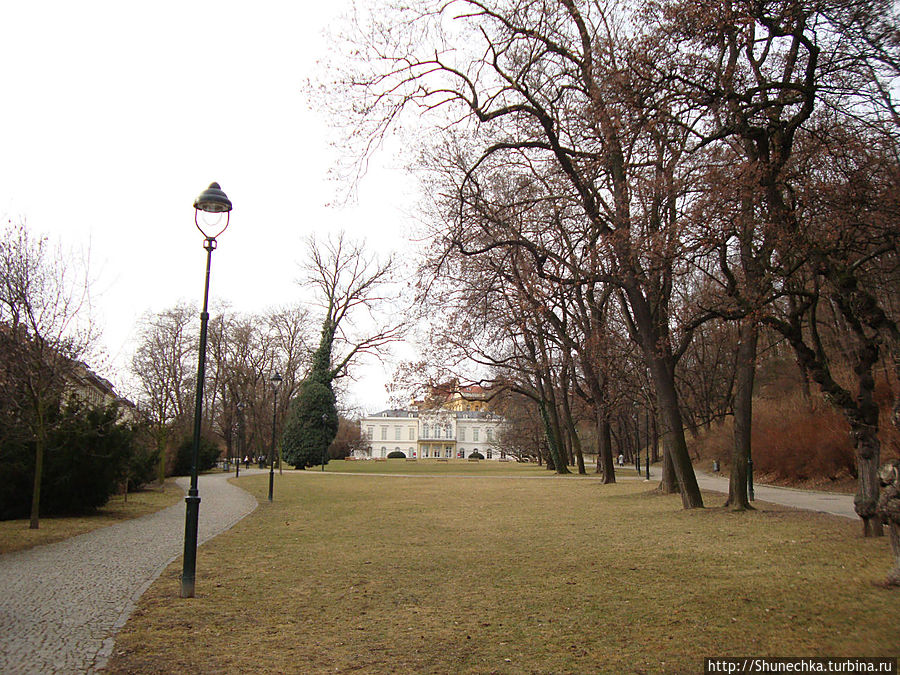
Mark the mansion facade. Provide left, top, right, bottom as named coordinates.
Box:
left=356, top=408, right=508, bottom=460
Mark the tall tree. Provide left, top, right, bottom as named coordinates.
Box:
left=282, top=234, right=403, bottom=469
left=0, top=221, right=96, bottom=528
left=132, top=303, right=197, bottom=482
left=653, top=0, right=900, bottom=523
left=331, top=0, right=706, bottom=506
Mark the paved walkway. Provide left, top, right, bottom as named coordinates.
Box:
left=620, top=466, right=856, bottom=519
left=693, top=469, right=857, bottom=519
left=0, top=470, right=260, bottom=674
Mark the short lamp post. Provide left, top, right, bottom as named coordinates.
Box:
left=235, top=401, right=244, bottom=479
left=645, top=409, right=651, bottom=481
left=269, top=372, right=282, bottom=502
left=181, top=182, right=232, bottom=599
left=321, top=412, right=328, bottom=471
left=634, top=406, right=641, bottom=474
left=748, top=450, right=755, bottom=501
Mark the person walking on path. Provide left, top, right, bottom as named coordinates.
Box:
left=0, top=470, right=261, bottom=674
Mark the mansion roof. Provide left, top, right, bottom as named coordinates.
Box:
left=366, top=409, right=500, bottom=421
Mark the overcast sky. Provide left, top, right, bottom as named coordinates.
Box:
left=0, top=1, right=415, bottom=414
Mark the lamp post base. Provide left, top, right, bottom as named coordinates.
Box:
left=180, top=577, right=196, bottom=599
left=181, top=493, right=201, bottom=598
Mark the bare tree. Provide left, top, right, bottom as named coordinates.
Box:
left=653, top=0, right=900, bottom=522
left=328, top=0, right=707, bottom=506
left=0, top=220, right=96, bottom=528
left=282, top=233, right=406, bottom=469
left=302, top=233, right=406, bottom=381
left=132, top=302, right=315, bottom=474
left=132, top=303, right=197, bottom=482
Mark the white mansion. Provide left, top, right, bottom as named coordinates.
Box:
left=356, top=386, right=508, bottom=460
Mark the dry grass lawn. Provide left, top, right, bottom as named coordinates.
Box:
left=106, top=469, right=899, bottom=674
left=0, top=480, right=184, bottom=554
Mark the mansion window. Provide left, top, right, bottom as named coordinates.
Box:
left=459, top=428, right=466, bottom=441
left=486, top=428, right=493, bottom=441
left=395, top=426, right=401, bottom=440
left=381, top=426, right=388, bottom=440
left=366, top=426, right=374, bottom=440
left=409, top=427, right=415, bottom=440
left=473, top=428, right=480, bottom=442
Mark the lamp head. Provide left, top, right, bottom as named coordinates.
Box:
left=193, top=182, right=232, bottom=240
left=193, top=182, right=232, bottom=213
left=271, top=372, right=283, bottom=385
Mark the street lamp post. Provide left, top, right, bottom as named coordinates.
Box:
left=321, top=412, right=328, bottom=471
left=181, top=182, right=232, bottom=599
left=235, top=401, right=244, bottom=479
left=645, top=408, right=651, bottom=481
left=748, top=450, right=755, bottom=502
left=269, top=372, right=282, bottom=502
left=634, top=407, right=641, bottom=474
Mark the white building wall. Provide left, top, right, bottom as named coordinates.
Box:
left=357, top=409, right=506, bottom=460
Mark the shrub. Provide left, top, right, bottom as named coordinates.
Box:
left=172, top=434, right=220, bottom=477
left=281, top=379, right=338, bottom=469
left=0, top=401, right=139, bottom=519
left=469, top=451, right=484, bottom=459
left=387, top=450, right=406, bottom=459
left=126, top=429, right=161, bottom=488
left=751, top=397, right=855, bottom=481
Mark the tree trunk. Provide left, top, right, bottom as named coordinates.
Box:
left=652, top=363, right=698, bottom=505
left=855, top=429, right=884, bottom=537
left=585, top=373, right=615, bottom=482
left=538, top=401, right=566, bottom=474
left=876, top=464, right=900, bottom=584
left=778, top=318, right=884, bottom=536
left=156, top=428, right=167, bottom=485
left=29, top=430, right=45, bottom=530
left=624, top=284, right=703, bottom=508
left=572, top=426, right=586, bottom=475
left=660, top=444, right=679, bottom=494
left=597, top=416, right=615, bottom=484
left=887, top=523, right=900, bottom=585
left=726, top=319, right=757, bottom=511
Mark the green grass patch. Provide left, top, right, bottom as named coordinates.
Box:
left=318, top=458, right=553, bottom=476
left=106, top=472, right=899, bottom=674
left=0, top=480, right=184, bottom=554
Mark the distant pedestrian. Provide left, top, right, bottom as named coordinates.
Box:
left=244, top=455, right=250, bottom=468
left=617, top=453, right=624, bottom=466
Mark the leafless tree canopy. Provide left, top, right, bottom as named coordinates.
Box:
left=320, top=0, right=900, bottom=519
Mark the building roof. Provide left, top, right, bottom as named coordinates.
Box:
left=364, top=408, right=500, bottom=421
left=368, top=409, right=418, bottom=418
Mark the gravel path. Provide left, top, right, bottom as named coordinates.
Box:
left=619, top=467, right=856, bottom=519
left=0, top=470, right=260, bottom=674
left=692, top=469, right=857, bottom=519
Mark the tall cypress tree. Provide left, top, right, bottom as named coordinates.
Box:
left=281, top=317, right=339, bottom=469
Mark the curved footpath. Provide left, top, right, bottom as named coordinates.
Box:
left=621, top=467, right=856, bottom=519
left=692, top=469, right=857, bottom=519
left=0, top=470, right=260, bottom=675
